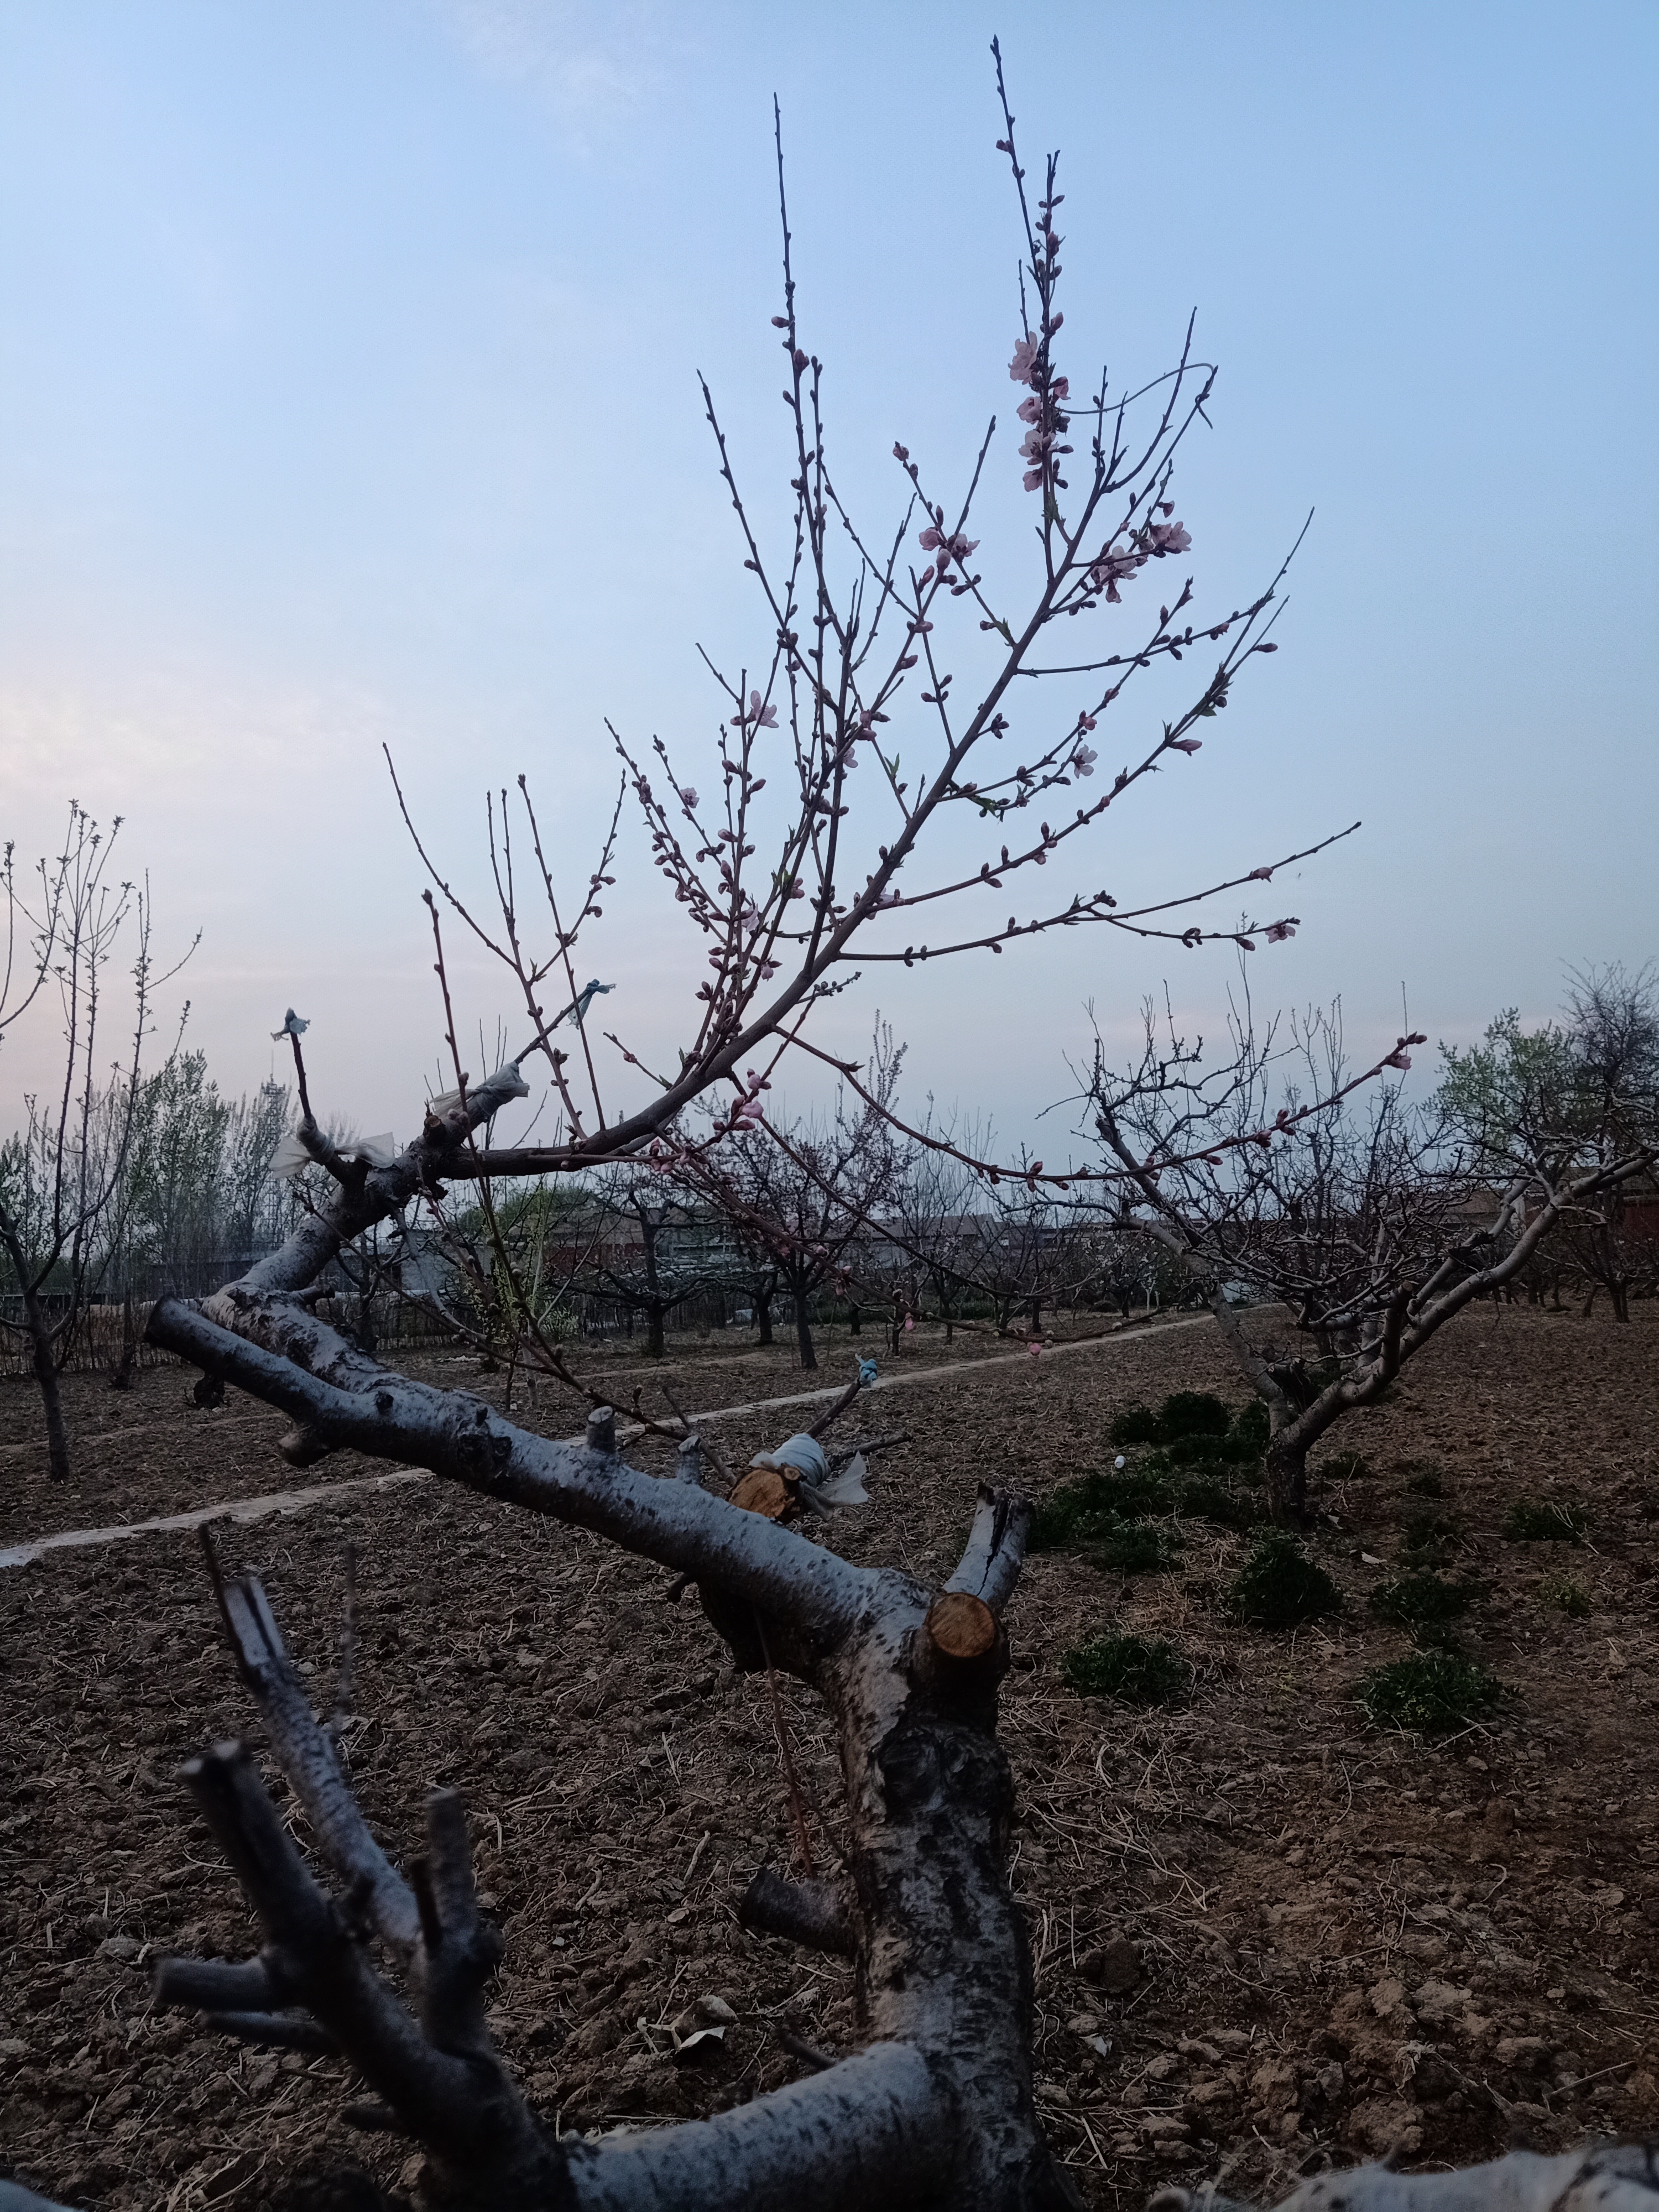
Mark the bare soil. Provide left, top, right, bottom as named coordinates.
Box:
left=3, top=1302, right=1658, bottom=2210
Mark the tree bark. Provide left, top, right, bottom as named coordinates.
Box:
left=756, top=1291, right=773, bottom=1345
left=1264, top=1427, right=1309, bottom=1518
left=139, top=1292, right=1073, bottom=2208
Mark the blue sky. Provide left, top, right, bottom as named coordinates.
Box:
left=2, top=2, right=1655, bottom=1154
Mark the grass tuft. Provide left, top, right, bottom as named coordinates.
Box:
left=1358, top=1648, right=1503, bottom=1733
left=1178, top=1477, right=1258, bottom=1531
left=1088, top=1518, right=1183, bottom=1575
left=1400, top=1511, right=1458, bottom=1564
left=1029, top=1466, right=1175, bottom=1550
left=1369, top=1572, right=1477, bottom=1644
left=1397, top=1460, right=1448, bottom=1498
left=1060, top=1632, right=1190, bottom=1705
left=1503, top=1498, right=1587, bottom=1543
left=1318, top=1448, right=1373, bottom=1483
left=1538, top=1573, right=1592, bottom=1618
left=1108, top=1403, right=1164, bottom=1447
left=1230, top=1531, right=1342, bottom=1629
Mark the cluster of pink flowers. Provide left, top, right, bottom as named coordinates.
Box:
left=1265, top=921, right=1296, bottom=945
left=917, top=523, right=978, bottom=580
left=1087, top=506, right=1193, bottom=603
left=1008, top=322, right=1071, bottom=493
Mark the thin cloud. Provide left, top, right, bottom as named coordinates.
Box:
left=430, top=0, right=681, bottom=143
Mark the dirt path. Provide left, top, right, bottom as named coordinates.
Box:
left=0, top=1314, right=1212, bottom=1569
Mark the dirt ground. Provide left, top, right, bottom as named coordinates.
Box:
left=4, top=1301, right=1659, bottom=2210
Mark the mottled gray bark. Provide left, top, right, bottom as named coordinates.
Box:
left=1158, top=2144, right=1659, bottom=2212
left=143, top=1251, right=1073, bottom=2208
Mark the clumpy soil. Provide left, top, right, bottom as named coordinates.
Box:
left=3, top=1302, right=1658, bottom=2210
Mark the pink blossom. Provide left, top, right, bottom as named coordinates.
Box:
left=1384, top=1048, right=1413, bottom=1072
left=878, top=887, right=902, bottom=907
left=1148, top=520, right=1192, bottom=557
left=739, top=896, right=760, bottom=931
left=919, top=525, right=945, bottom=552
left=758, top=956, right=779, bottom=978
left=948, top=534, right=978, bottom=562
left=1016, top=394, right=1042, bottom=424
left=1088, top=544, right=1141, bottom=603
left=740, top=691, right=778, bottom=729
left=1009, top=333, right=1040, bottom=385
left=1265, top=921, right=1296, bottom=945
left=1248, top=865, right=1274, bottom=882
left=1167, top=736, right=1202, bottom=755
left=1071, top=744, right=1097, bottom=778
left=1077, top=712, right=1097, bottom=732
left=681, top=787, right=699, bottom=810
left=1022, top=467, right=1045, bottom=493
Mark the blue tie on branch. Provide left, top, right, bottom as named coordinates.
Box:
left=551, top=979, right=614, bottom=1029
left=270, top=1008, right=309, bottom=1041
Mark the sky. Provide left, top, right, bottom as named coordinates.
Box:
left=1, top=1, right=1655, bottom=1162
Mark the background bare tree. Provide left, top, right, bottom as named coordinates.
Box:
left=1440, top=964, right=1659, bottom=1323
left=1087, top=980, right=1658, bottom=1517
left=567, top=1177, right=719, bottom=1360
left=677, top=1036, right=904, bottom=1371
left=0, top=805, right=191, bottom=1475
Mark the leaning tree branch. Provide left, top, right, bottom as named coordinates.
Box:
left=148, top=1294, right=874, bottom=1664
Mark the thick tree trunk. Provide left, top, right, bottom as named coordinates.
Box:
left=756, top=1293, right=773, bottom=1346
left=847, top=1302, right=860, bottom=1336
left=794, top=1285, right=817, bottom=1371
left=646, top=1302, right=666, bottom=1359
left=1265, top=1426, right=1308, bottom=1520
